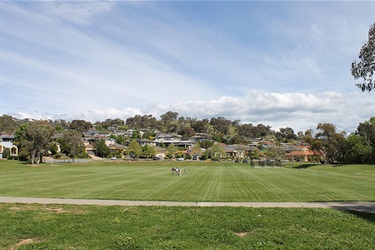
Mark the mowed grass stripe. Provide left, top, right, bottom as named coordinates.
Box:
left=0, top=161, right=374, bottom=202
left=277, top=168, right=371, bottom=201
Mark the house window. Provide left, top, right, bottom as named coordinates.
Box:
left=11, top=147, right=18, bottom=155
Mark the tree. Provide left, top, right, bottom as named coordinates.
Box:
left=209, top=144, right=225, bottom=160
left=70, top=119, right=92, bottom=133
left=166, top=144, right=178, bottom=159
left=0, top=114, right=17, bottom=134
left=127, top=140, right=142, bottom=159
left=265, top=147, right=285, bottom=161
left=14, top=120, right=54, bottom=164
left=190, top=119, right=209, bottom=133
left=346, top=133, right=369, bottom=163
left=355, top=117, right=375, bottom=163
left=160, top=111, right=179, bottom=132
left=316, top=123, right=347, bottom=164
left=277, top=127, right=297, bottom=142
left=95, top=139, right=110, bottom=158
left=142, top=144, right=157, bottom=158
left=60, top=130, right=85, bottom=159
left=178, top=126, right=195, bottom=139
left=236, top=123, right=255, bottom=138
left=210, top=117, right=231, bottom=135
left=351, top=23, right=375, bottom=92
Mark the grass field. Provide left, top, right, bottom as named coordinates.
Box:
left=1, top=161, right=375, bottom=249
left=0, top=160, right=374, bottom=202
left=1, top=203, right=375, bottom=249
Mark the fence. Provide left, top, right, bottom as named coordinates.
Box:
left=250, top=160, right=283, bottom=167
left=44, top=158, right=92, bottom=164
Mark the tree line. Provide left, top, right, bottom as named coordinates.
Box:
left=0, top=113, right=374, bottom=165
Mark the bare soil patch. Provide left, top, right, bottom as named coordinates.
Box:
left=10, top=238, right=43, bottom=250
left=9, top=205, right=85, bottom=214
left=233, top=232, right=252, bottom=237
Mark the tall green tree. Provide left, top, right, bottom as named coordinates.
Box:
left=14, top=120, right=54, bottom=164
left=0, top=114, right=17, bottom=134
left=166, top=144, right=178, bottom=159
left=351, top=23, right=375, bottom=92
left=70, top=119, right=92, bottom=133
left=160, top=111, right=179, bottom=132
left=142, top=144, right=157, bottom=158
left=210, top=117, right=231, bottom=135
left=190, top=119, right=209, bottom=133
left=346, top=133, right=369, bottom=164
left=127, top=140, right=142, bottom=159
left=95, top=139, right=110, bottom=158
left=60, top=130, right=85, bottom=159
left=355, top=117, right=375, bottom=163
left=316, top=123, right=347, bottom=164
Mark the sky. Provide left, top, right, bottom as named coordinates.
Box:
left=1, top=0, right=375, bottom=134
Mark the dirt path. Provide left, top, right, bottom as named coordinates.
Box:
left=1, top=197, right=374, bottom=213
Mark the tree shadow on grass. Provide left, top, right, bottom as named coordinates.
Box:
left=337, top=209, right=375, bottom=223
left=331, top=164, right=346, bottom=167
left=328, top=202, right=375, bottom=222
left=292, top=163, right=321, bottom=169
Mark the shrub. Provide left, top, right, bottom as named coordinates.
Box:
left=18, top=149, right=29, bottom=161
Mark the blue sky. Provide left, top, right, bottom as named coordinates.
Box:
left=1, top=0, right=375, bottom=133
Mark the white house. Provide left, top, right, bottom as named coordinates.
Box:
left=0, top=141, right=18, bottom=158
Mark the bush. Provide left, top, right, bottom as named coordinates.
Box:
left=54, top=153, right=62, bottom=159
left=76, top=152, right=89, bottom=159
left=18, top=149, right=29, bottom=161
left=2, top=148, right=10, bottom=159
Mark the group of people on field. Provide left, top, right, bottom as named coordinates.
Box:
left=171, top=167, right=187, bottom=175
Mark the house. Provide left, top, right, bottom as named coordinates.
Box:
left=223, top=145, right=246, bottom=159
left=284, top=147, right=317, bottom=162
left=0, top=141, right=18, bottom=158
left=155, top=147, right=167, bottom=160
left=0, top=134, right=15, bottom=143
left=138, top=139, right=157, bottom=147
left=108, top=143, right=127, bottom=157
left=154, top=133, right=195, bottom=148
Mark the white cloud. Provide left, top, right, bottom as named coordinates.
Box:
left=2, top=1, right=375, bottom=134
left=9, top=90, right=375, bottom=134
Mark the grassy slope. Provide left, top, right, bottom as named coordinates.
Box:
left=1, top=203, right=375, bottom=249
left=1, top=161, right=374, bottom=202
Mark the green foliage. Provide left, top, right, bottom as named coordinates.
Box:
left=54, top=125, right=63, bottom=132
left=95, top=139, right=110, bottom=158
left=14, top=120, right=54, bottom=164
left=0, top=114, right=17, bottom=134
left=351, top=22, right=375, bottom=92
left=264, top=146, right=285, bottom=160
left=69, top=119, right=92, bottom=133
left=142, top=144, right=156, bottom=158
left=2, top=148, right=10, bottom=158
left=4, top=112, right=375, bottom=165
left=50, top=142, right=59, bottom=155
left=17, top=149, right=29, bottom=161
left=60, top=130, right=85, bottom=159
left=127, top=140, right=142, bottom=159
left=131, top=130, right=141, bottom=139
left=316, top=123, right=348, bottom=164
left=166, top=144, right=178, bottom=158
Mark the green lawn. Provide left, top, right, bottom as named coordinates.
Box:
left=1, top=161, right=375, bottom=249
left=1, top=203, right=374, bottom=249
left=1, top=161, right=374, bottom=202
